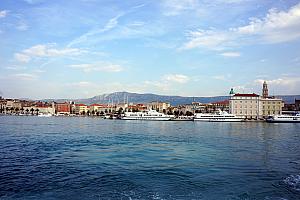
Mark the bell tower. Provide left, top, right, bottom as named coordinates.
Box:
left=262, top=81, right=268, bottom=98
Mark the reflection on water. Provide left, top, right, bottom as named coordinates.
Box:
left=0, top=116, right=300, bottom=199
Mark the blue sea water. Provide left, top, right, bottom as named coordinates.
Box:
left=0, top=116, right=300, bottom=200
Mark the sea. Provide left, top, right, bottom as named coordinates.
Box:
left=0, top=116, right=300, bottom=200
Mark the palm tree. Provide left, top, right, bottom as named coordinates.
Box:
left=87, top=110, right=90, bottom=116
left=26, top=108, right=29, bottom=115
left=35, top=108, right=39, bottom=115
left=91, top=110, right=95, bottom=116
left=10, top=107, right=15, bottom=114
left=6, top=107, right=10, bottom=114
left=30, top=108, right=34, bottom=115
left=20, top=107, right=24, bottom=114
left=15, top=107, right=20, bottom=114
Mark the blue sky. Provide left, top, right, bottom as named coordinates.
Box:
left=1, top=0, right=300, bottom=99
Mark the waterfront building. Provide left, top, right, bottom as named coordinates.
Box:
left=146, top=101, right=170, bottom=113
left=229, top=93, right=260, bottom=119
left=259, top=98, right=283, bottom=116
left=229, top=81, right=284, bottom=119
left=36, top=104, right=55, bottom=115
left=128, top=104, right=147, bottom=112
left=211, top=100, right=229, bottom=112
left=74, top=104, right=88, bottom=115
left=55, top=102, right=71, bottom=115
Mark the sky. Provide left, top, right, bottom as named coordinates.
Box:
left=1, top=0, right=300, bottom=99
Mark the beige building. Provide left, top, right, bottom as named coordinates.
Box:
left=74, top=104, right=88, bottom=115
left=229, top=93, right=260, bottom=119
left=229, top=81, right=284, bottom=119
left=259, top=98, right=284, bottom=117
left=147, top=101, right=170, bottom=112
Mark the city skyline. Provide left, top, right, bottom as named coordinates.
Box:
left=1, top=0, right=300, bottom=99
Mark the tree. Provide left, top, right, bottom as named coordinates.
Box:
left=10, top=107, right=15, bottom=114
left=96, top=111, right=100, bottom=116
left=174, top=110, right=179, bottom=117
left=87, top=110, right=90, bottom=116
left=30, top=108, right=34, bottom=115
left=81, top=111, right=86, bottom=115
left=91, top=110, right=95, bottom=116
left=105, top=109, right=108, bottom=114
left=100, top=111, right=104, bottom=116
left=118, top=108, right=123, bottom=114
left=179, top=111, right=184, bottom=116
left=163, top=109, right=166, bottom=114
left=26, top=108, right=29, bottom=114
left=35, top=109, right=39, bottom=115
left=186, top=111, right=193, bottom=116
left=167, top=110, right=173, bottom=115
left=20, top=107, right=24, bottom=114
left=15, top=107, right=20, bottom=114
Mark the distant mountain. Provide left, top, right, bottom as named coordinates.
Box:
left=42, top=92, right=300, bottom=106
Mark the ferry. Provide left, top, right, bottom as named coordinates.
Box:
left=121, top=110, right=174, bottom=121
left=266, top=113, right=300, bottom=123
left=194, top=110, right=245, bottom=122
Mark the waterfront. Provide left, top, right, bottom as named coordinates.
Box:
left=1, top=116, right=300, bottom=200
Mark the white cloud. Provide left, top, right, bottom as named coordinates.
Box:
left=15, top=44, right=83, bottom=62
left=67, top=81, right=93, bottom=88
left=180, top=29, right=232, bottom=50
left=219, top=51, right=241, bottom=57
left=163, top=74, right=190, bottom=83
left=12, top=73, right=38, bottom=81
left=67, top=14, right=122, bottom=47
left=16, top=21, right=29, bottom=31
left=0, top=10, right=9, bottom=18
left=162, top=0, right=199, bottom=16
left=236, top=3, right=300, bottom=43
left=254, top=77, right=300, bottom=87
left=181, top=2, right=300, bottom=50
left=69, top=62, right=124, bottom=73
left=14, top=53, right=31, bottom=63
left=212, top=74, right=232, bottom=81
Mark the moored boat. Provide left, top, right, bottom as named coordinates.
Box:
left=266, top=113, right=300, bottom=123
left=194, top=109, right=245, bottom=122
left=121, top=110, right=174, bottom=121
left=38, top=113, right=52, bottom=117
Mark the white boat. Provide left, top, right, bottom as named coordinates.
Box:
left=194, top=110, right=245, bottom=122
left=37, top=113, right=52, bottom=117
left=266, top=113, right=300, bottom=123
left=121, top=110, right=174, bottom=121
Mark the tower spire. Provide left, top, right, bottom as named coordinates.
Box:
left=262, top=81, right=268, bottom=98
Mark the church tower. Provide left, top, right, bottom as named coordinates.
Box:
left=262, top=81, right=268, bottom=98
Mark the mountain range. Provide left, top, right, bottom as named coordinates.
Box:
left=42, top=92, right=300, bottom=106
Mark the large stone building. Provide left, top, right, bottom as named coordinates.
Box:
left=229, top=93, right=260, bottom=119
left=146, top=101, right=170, bottom=113
left=229, top=81, right=284, bottom=119
left=55, top=102, right=71, bottom=115
left=259, top=98, right=283, bottom=116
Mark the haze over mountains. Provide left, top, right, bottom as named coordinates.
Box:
left=42, top=92, right=300, bottom=106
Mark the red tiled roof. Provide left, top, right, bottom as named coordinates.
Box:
left=75, top=104, right=86, bottom=106
left=233, top=93, right=259, bottom=97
